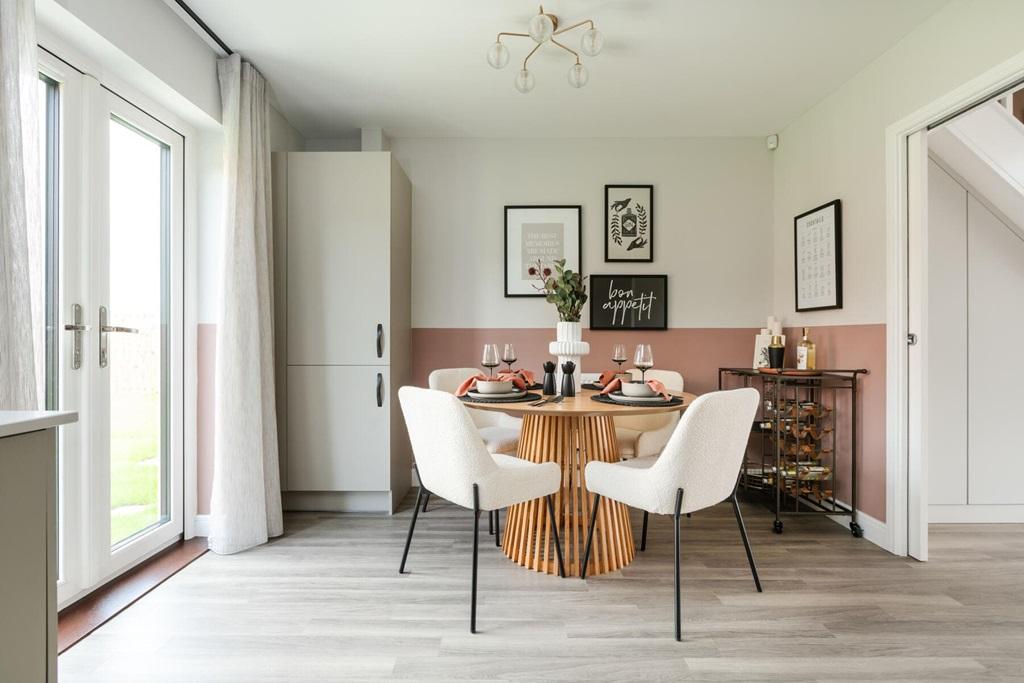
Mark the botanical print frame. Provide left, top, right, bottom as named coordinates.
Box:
left=589, top=274, right=668, bottom=330
left=794, top=199, right=843, bottom=312
left=504, top=205, right=582, bottom=297
left=604, top=185, right=653, bottom=262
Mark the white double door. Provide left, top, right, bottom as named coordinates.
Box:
left=40, top=52, right=185, bottom=606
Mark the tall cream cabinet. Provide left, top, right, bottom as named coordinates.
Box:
left=273, top=152, right=412, bottom=513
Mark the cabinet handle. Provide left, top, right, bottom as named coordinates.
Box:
left=376, top=372, right=384, bottom=407
left=376, top=323, right=384, bottom=358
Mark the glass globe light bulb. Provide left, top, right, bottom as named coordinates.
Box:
left=528, top=13, right=554, bottom=43
left=486, top=41, right=510, bottom=69
left=568, top=63, right=589, bottom=88
left=514, top=69, right=536, bottom=93
left=581, top=28, right=604, bottom=56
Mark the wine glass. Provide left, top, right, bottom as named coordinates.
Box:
left=502, top=343, right=518, bottom=373
left=612, top=344, right=627, bottom=374
left=481, top=344, right=500, bottom=378
left=634, top=344, right=654, bottom=383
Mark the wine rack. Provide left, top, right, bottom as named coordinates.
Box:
left=719, top=368, right=868, bottom=537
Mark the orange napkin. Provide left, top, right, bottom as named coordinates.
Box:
left=600, top=378, right=671, bottom=400
left=597, top=370, right=618, bottom=387
left=456, top=372, right=528, bottom=397
left=508, top=368, right=536, bottom=385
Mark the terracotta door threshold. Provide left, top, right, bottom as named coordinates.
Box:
left=58, top=537, right=208, bottom=654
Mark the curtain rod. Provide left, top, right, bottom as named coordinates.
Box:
left=173, top=0, right=233, bottom=56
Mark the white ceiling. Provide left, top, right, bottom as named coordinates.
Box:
left=186, top=0, right=948, bottom=139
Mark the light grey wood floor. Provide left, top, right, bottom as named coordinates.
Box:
left=59, top=495, right=1024, bottom=682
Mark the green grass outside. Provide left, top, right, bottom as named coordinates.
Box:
left=110, top=390, right=162, bottom=545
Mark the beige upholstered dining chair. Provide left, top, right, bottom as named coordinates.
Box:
left=613, top=369, right=685, bottom=459
left=398, top=387, right=565, bottom=634
left=582, top=388, right=762, bottom=641
left=428, top=368, right=522, bottom=455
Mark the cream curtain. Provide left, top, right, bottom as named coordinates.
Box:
left=209, top=54, right=283, bottom=554
left=0, top=0, right=41, bottom=410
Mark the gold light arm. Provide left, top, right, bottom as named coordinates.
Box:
left=522, top=41, right=543, bottom=70
left=553, top=19, right=594, bottom=36
left=550, top=38, right=580, bottom=63
left=497, top=31, right=530, bottom=41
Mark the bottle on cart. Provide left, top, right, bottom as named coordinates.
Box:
left=768, top=335, right=785, bottom=369
left=796, top=327, right=816, bottom=370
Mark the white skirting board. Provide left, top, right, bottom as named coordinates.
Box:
left=929, top=504, right=1024, bottom=523
left=193, top=514, right=210, bottom=537
left=828, top=510, right=888, bottom=551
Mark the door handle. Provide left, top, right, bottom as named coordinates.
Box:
left=64, top=303, right=90, bottom=370
left=99, top=306, right=138, bottom=368
left=376, top=372, right=384, bottom=408
left=376, top=323, right=384, bottom=359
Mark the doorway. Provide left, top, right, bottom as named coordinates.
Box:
left=37, top=49, right=186, bottom=607
left=891, top=57, right=1024, bottom=561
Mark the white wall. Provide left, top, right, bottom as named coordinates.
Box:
left=37, top=0, right=221, bottom=128
left=773, top=0, right=1024, bottom=326
left=306, top=137, right=361, bottom=152
left=389, top=137, right=774, bottom=329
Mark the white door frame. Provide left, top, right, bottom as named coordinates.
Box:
left=36, top=39, right=201, bottom=607
left=885, top=51, right=1024, bottom=558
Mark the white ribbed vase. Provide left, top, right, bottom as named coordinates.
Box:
left=549, top=321, right=589, bottom=394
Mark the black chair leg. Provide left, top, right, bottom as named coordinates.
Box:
left=399, top=486, right=425, bottom=574
left=545, top=495, right=567, bottom=578
left=580, top=494, right=602, bottom=580
left=640, top=510, right=648, bottom=551
left=471, top=484, right=480, bottom=634
left=731, top=494, right=763, bottom=593
left=494, top=508, right=501, bottom=547
left=489, top=510, right=494, bottom=535
left=421, top=490, right=430, bottom=513
left=673, top=488, right=684, bottom=642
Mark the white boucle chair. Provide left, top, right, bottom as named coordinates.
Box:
left=613, top=369, right=685, bottom=459
left=397, top=386, right=566, bottom=634
left=581, top=388, right=762, bottom=642
left=425, top=368, right=524, bottom=523
left=428, top=368, right=522, bottom=455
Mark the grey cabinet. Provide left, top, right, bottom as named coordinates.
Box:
left=274, top=152, right=411, bottom=512
left=0, top=412, right=76, bottom=683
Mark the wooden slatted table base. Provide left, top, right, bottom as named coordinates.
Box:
left=502, top=414, right=636, bottom=577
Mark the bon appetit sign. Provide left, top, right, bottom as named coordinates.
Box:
left=589, top=274, right=668, bottom=330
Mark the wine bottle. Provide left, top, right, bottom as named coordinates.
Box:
left=796, top=327, right=816, bottom=370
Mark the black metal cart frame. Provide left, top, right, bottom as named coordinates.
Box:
left=719, top=368, right=868, bottom=538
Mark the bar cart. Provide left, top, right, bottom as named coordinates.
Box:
left=718, top=368, right=868, bottom=537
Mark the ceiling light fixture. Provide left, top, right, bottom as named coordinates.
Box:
left=487, top=5, right=604, bottom=93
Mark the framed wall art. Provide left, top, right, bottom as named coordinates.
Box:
left=605, top=184, right=653, bottom=262
left=589, top=274, right=667, bottom=330
left=794, top=199, right=843, bottom=312
left=504, top=205, right=582, bottom=297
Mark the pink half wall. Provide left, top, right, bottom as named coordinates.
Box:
left=197, top=323, right=886, bottom=521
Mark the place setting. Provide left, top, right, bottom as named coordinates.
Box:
left=589, top=344, right=685, bottom=407
left=455, top=344, right=542, bottom=403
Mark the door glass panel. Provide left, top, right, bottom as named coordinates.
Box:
left=38, top=75, right=61, bottom=576
left=108, top=117, right=170, bottom=547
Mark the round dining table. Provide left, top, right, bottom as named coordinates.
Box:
left=469, top=388, right=697, bottom=577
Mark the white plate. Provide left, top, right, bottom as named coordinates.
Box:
left=607, top=391, right=670, bottom=404
left=468, top=389, right=526, bottom=400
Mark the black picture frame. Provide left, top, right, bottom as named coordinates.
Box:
left=589, top=274, right=668, bottom=330
left=604, top=184, right=654, bottom=263
left=793, top=199, right=843, bottom=312
left=504, top=205, right=582, bottom=298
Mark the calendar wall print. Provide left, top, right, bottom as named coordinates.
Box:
left=794, top=199, right=843, bottom=312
